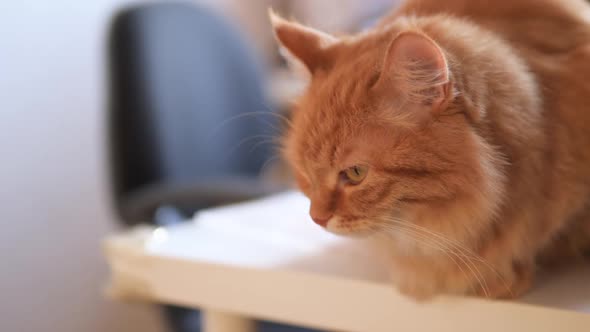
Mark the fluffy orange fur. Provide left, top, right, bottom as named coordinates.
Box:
left=270, top=0, right=590, bottom=300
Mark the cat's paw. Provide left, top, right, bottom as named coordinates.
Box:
left=395, top=280, right=438, bottom=302
left=475, top=261, right=534, bottom=299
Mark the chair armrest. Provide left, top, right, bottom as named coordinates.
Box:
left=119, top=177, right=287, bottom=223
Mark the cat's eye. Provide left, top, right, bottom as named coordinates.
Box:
left=341, top=165, right=369, bottom=185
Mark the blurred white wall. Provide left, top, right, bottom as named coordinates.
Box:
left=288, top=0, right=395, bottom=32
left=0, top=0, right=166, bottom=331
left=202, top=0, right=276, bottom=63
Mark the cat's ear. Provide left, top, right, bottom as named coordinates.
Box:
left=269, top=9, right=337, bottom=76
left=379, top=31, right=452, bottom=112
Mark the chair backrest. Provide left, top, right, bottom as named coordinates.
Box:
left=108, top=3, right=277, bottom=222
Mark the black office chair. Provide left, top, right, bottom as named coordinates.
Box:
left=108, top=2, right=282, bottom=225
left=107, top=2, right=320, bottom=332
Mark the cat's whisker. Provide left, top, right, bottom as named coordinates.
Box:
left=376, top=224, right=483, bottom=296
left=382, top=218, right=492, bottom=297
left=386, top=217, right=488, bottom=263
left=208, top=111, right=293, bottom=140
left=227, top=134, right=278, bottom=156
left=258, top=155, right=282, bottom=177
left=387, top=216, right=512, bottom=296
left=249, top=138, right=281, bottom=154
left=376, top=222, right=489, bottom=297
left=380, top=216, right=512, bottom=297
left=258, top=117, right=285, bottom=135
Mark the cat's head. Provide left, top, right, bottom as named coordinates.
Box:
left=270, top=12, right=505, bottom=239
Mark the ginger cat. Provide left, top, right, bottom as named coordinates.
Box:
left=269, top=0, right=590, bottom=300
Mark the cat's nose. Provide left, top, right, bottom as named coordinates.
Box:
left=311, top=214, right=332, bottom=227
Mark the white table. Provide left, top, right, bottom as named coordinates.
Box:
left=104, top=192, right=590, bottom=332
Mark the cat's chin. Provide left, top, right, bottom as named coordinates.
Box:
left=324, top=217, right=379, bottom=238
